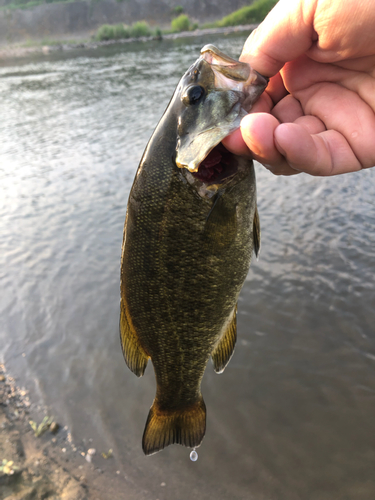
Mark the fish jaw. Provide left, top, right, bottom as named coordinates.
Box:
left=175, top=45, right=268, bottom=174
left=176, top=95, right=245, bottom=173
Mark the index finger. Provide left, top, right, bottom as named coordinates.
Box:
left=240, top=0, right=317, bottom=76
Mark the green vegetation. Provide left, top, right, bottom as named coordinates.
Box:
left=95, top=21, right=154, bottom=41
left=0, top=0, right=75, bottom=10
left=170, top=13, right=193, bottom=33
left=1, top=0, right=276, bottom=44
left=96, top=23, right=128, bottom=41
left=155, top=27, right=163, bottom=39
left=171, top=5, right=184, bottom=17
left=129, top=20, right=151, bottom=37
left=0, top=459, right=19, bottom=475
left=215, top=0, right=278, bottom=27
left=29, top=416, right=55, bottom=437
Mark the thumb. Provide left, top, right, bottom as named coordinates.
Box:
left=240, top=0, right=317, bottom=77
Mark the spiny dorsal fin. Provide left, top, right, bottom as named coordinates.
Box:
left=253, top=206, right=261, bottom=258
left=142, top=397, right=206, bottom=456
left=120, top=301, right=149, bottom=377
left=211, top=307, right=237, bottom=374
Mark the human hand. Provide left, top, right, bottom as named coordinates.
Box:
left=223, top=0, right=375, bottom=175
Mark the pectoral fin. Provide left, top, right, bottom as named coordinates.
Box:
left=211, top=307, right=237, bottom=373
left=204, top=194, right=237, bottom=249
left=120, top=301, right=149, bottom=377
left=253, top=206, right=261, bottom=258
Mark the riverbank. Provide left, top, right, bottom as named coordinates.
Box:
left=0, top=24, right=257, bottom=61
left=0, top=363, right=131, bottom=500
left=0, top=363, right=90, bottom=499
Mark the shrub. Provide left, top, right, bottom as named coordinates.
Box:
left=112, top=23, right=130, bottom=39
left=96, top=23, right=129, bottom=41
left=154, top=27, right=163, bottom=39
left=171, top=5, right=184, bottom=17
left=217, top=0, right=278, bottom=27
left=96, top=21, right=151, bottom=41
left=129, top=21, right=151, bottom=38
left=96, top=24, right=115, bottom=41
left=171, top=14, right=191, bottom=32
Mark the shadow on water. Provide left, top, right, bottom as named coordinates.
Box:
left=1, top=33, right=374, bottom=499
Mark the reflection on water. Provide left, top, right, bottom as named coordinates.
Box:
left=1, top=35, right=374, bottom=499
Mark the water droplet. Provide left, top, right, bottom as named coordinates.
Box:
left=190, top=449, right=198, bottom=461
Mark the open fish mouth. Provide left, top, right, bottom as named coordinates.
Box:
left=175, top=94, right=244, bottom=175
left=190, top=142, right=238, bottom=185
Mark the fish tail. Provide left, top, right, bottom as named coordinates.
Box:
left=142, top=397, right=206, bottom=456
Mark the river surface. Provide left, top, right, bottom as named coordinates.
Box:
left=1, top=34, right=375, bottom=499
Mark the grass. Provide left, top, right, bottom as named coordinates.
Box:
left=19, top=37, right=85, bottom=47
left=0, top=0, right=75, bottom=10
left=214, top=0, right=278, bottom=27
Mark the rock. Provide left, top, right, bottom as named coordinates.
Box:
left=15, top=438, right=25, bottom=457
left=49, top=422, right=60, bottom=434
left=0, top=468, right=22, bottom=486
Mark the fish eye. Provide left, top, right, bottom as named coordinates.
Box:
left=182, top=85, right=205, bottom=106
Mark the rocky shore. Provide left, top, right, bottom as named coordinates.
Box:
left=0, top=24, right=257, bottom=61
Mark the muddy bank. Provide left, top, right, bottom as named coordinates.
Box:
left=0, top=364, right=134, bottom=500
left=0, top=24, right=257, bottom=61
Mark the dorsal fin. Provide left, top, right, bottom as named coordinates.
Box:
left=120, top=301, right=149, bottom=377
left=211, top=307, right=237, bottom=374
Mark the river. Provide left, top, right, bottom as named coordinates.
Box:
left=1, top=34, right=374, bottom=499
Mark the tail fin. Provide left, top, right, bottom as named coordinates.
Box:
left=142, top=397, right=206, bottom=456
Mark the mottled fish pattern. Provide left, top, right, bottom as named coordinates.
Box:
left=120, top=45, right=267, bottom=455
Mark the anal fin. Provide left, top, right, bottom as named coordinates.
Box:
left=120, top=300, right=149, bottom=377
left=211, top=307, right=237, bottom=374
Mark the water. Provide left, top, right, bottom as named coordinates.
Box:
left=1, top=35, right=375, bottom=499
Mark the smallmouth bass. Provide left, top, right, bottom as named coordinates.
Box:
left=120, top=45, right=268, bottom=455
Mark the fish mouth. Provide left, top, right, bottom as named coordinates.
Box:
left=175, top=98, right=244, bottom=174
left=190, top=142, right=238, bottom=186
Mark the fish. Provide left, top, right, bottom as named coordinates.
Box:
left=120, top=44, right=268, bottom=456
